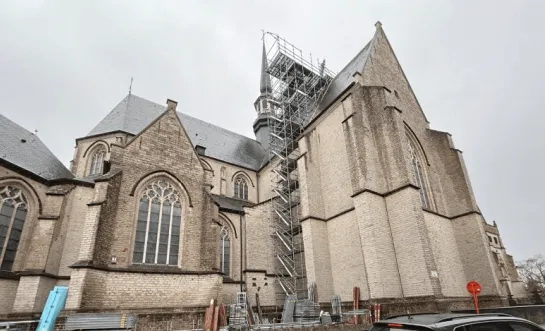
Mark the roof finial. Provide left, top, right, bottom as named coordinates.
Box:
left=375, top=21, right=382, bottom=29
left=129, top=77, right=134, bottom=95
left=260, top=40, right=272, bottom=94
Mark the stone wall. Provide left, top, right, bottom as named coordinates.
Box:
left=0, top=166, right=96, bottom=315
left=257, top=161, right=273, bottom=203
left=0, top=279, right=18, bottom=314
left=12, top=276, right=56, bottom=313
left=314, top=102, right=353, bottom=218
left=244, top=200, right=277, bottom=306
left=352, top=192, right=401, bottom=300
left=202, top=156, right=258, bottom=203
left=93, top=172, right=122, bottom=267
left=76, top=268, right=222, bottom=310
left=134, top=310, right=206, bottom=331
left=72, top=132, right=128, bottom=178
left=244, top=201, right=274, bottom=274
left=423, top=211, right=467, bottom=297
left=244, top=271, right=277, bottom=307
left=58, top=186, right=95, bottom=276
left=452, top=213, right=502, bottom=296
left=385, top=188, right=436, bottom=298
left=326, top=211, right=365, bottom=301
left=293, top=23, right=524, bottom=306
left=302, top=218, right=334, bottom=302
left=0, top=166, right=50, bottom=272
left=221, top=282, right=241, bottom=305
left=105, top=103, right=217, bottom=271
left=218, top=211, right=242, bottom=282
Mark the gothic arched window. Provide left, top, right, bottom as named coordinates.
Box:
left=407, top=139, right=430, bottom=209
left=219, top=225, right=230, bottom=277
left=89, top=147, right=106, bottom=176
left=133, top=179, right=182, bottom=266
left=0, top=186, right=28, bottom=271
left=234, top=176, right=248, bottom=200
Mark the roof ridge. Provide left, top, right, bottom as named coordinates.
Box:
left=83, top=93, right=267, bottom=170
left=0, top=113, right=73, bottom=180
left=178, top=111, right=261, bottom=144
left=0, top=113, right=36, bottom=138
left=127, top=93, right=261, bottom=144
left=311, top=36, right=375, bottom=123
left=121, top=93, right=133, bottom=134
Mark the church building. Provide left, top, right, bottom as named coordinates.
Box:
left=0, top=23, right=526, bottom=320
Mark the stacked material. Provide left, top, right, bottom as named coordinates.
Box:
left=293, top=300, right=321, bottom=323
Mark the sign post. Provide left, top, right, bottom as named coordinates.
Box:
left=466, top=281, right=482, bottom=314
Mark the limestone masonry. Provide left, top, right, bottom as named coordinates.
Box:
left=0, top=23, right=527, bottom=319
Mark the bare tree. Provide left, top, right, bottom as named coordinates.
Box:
left=517, top=254, right=545, bottom=303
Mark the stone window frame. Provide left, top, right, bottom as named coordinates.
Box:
left=232, top=171, right=253, bottom=201
left=129, top=173, right=190, bottom=268
left=87, top=144, right=108, bottom=177
left=405, top=128, right=434, bottom=211
left=219, top=225, right=231, bottom=278
left=233, top=176, right=248, bottom=200
left=0, top=178, right=39, bottom=273
left=218, top=213, right=237, bottom=279
left=0, top=185, right=28, bottom=271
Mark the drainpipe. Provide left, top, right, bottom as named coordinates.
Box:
left=240, top=213, right=243, bottom=293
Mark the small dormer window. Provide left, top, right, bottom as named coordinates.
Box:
left=196, top=145, right=206, bottom=156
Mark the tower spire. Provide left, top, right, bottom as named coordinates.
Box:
left=260, top=41, right=272, bottom=94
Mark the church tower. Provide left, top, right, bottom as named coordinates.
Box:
left=253, top=42, right=274, bottom=151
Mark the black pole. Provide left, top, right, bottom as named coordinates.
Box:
left=240, top=213, right=243, bottom=292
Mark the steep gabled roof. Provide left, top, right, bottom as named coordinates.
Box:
left=313, top=38, right=374, bottom=121
left=85, top=94, right=267, bottom=170
left=0, top=113, right=74, bottom=181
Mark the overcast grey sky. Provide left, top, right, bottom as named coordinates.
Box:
left=1, top=1, right=543, bottom=260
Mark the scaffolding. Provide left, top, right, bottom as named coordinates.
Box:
left=263, top=32, right=335, bottom=303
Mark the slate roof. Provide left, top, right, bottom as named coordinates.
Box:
left=313, top=38, right=374, bottom=122
left=210, top=194, right=255, bottom=214
left=0, top=113, right=74, bottom=181
left=86, top=94, right=267, bottom=170
left=85, top=35, right=376, bottom=171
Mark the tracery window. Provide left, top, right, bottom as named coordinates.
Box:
left=219, top=225, right=230, bottom=277
left=0, top=186, right=28, bottom=271
left=407, top=139, right=430, bottom=209
left=89, top=147, right=106, bottom=176
left=133, top=179, right=182, bottom=266
left=233, top=176, right=248, bottom=200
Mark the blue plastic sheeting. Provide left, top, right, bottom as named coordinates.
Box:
left=37, top=286, right=69, bottom=331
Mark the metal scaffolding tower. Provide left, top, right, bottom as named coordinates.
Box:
left=263, top=32, right=335, bottom=303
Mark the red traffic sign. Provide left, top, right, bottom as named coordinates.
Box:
left=467, top=281, right=482, bottom=295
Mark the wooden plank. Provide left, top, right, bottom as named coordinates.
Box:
left=256, top=293, right=263, bottom=324
left=219, top=304, right=227, bottom=327
left=212, top=306, right=220, bottom=331
left=204, top=299, right=215, bottom=331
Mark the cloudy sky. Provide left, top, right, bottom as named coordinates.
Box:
left=1, top=0, right=544, bottom=260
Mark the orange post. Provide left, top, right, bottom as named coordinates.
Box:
left=466, top=281, right=481, bottom=314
